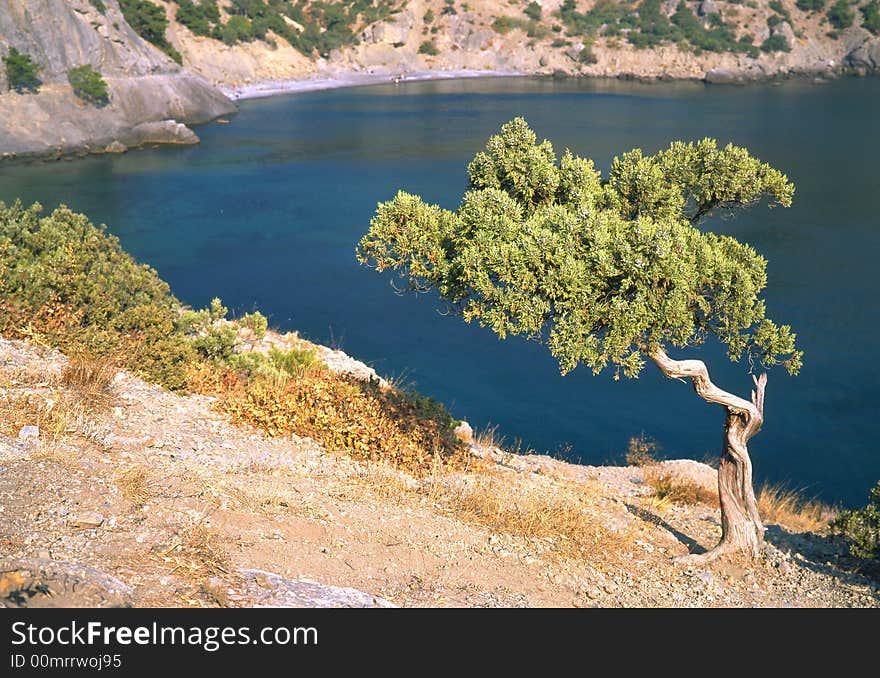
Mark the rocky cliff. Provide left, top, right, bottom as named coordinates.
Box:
left=0, top=0, right=235, bottom=160
left=154, top=0, right=880, bottom=89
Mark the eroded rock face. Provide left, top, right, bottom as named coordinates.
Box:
left=0, top=558, right=133, bottom=608
left=847, top=37, right=880, bottom=70
left=0, top=0, right=234, bottom=160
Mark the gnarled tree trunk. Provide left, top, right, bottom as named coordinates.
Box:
left=648, top=348, right=767, bottom=564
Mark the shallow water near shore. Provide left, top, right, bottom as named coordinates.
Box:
left=2, top=75, right=878, bottom=505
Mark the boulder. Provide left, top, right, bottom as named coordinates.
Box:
left=704, top=67, right=741, bottom=84
left=129, top=120, right=199, bottom=146
left=0, top=558, right=133, bottom=607
left=239, top=569, right=395, bottom=607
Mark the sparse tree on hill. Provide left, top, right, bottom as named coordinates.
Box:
left=3, top=47, right=41, bottom=93
left=357, top=118, right=801, bottom=563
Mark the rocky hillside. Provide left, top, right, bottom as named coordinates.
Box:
left=152, top=0, right=880, bottom=88
left=0, top=0, right=234, bottom=160
left=1, top=333, right=877, bottom=608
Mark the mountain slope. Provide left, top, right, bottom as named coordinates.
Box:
left=0, top=0, right=234, bottom=160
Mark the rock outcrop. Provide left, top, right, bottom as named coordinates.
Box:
left=0, top=0, right=234, bottom=160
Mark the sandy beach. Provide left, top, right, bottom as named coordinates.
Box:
left=218, top=68, right=525, bottom=101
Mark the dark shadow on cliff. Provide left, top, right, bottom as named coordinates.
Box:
left=624, top=502, right=707, bottom=555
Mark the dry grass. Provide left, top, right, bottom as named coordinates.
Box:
left=758, top=484, right=835, bottom=533
left=642, top=465, right=718, bottom=507
left=625, top=434, right=660, bottom=467
left=158, top=519, right=231, bottom=584
left=0, top=391, right=69, bottom=442
left=431, top=470, right=626, bottom=562
left=116, top=466, right=152, bottom=506
left=61, top=353, right=118, bottom=412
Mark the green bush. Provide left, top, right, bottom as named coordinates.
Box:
left=240, top=311, right=268, bottom=339
left=175, top=0, right=220, bottom=37
left=0, top=202, right=193, bottom=390
left=220, top=15, right=255, bottom=45
left=864, top=0, right=880, bottom=34
left=524, top=1, right=543, bottom=21
left=769, top=0, right=793, bottom=21
left=3, top=47, right=41, bottom=93
left=492, top=16, right=527, bottom=33
left=423, top=8, right=435, bottom=23
left=119, top=0, right=182, bottom=63
left=418, top=39, right=440, bottom=55
left=67, top=65, right=109, bottom=105
left=795, top=0, right=826, bottom=10
left=90, top=0, right=107, bottom=13
left=832, top=482, right=880, bottom=561
left=826, top=0, right=855, bottom=27
left=761, top=34, right=791, bottom=51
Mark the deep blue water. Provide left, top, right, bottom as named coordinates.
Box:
left=2, top=76, right=878, bottom=506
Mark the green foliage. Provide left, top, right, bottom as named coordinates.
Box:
left=557, top=0, right=755, bottom=55
left=240, top=311, right=268, bottom=339
left=3, top=47, right=41, bottom=93
left=221, top=15, right=255, bottom=45
left=0, top=202, right=193, bottom=390
left=832, top=482, right=880, bottom=561
left=67, top=65, right=109, bottom=105
left=864, top=0, right=880, bottom=34
left=357, top=118, right=801, bottom=380
left=175, top=0, right=221, bottom=37
left=761, top=33, right=791, bottom=51
left=524, top=1, right=543, bottom=21
left=492, top=16, right=528, bottom=33
left=826, top=0, right=855, bottom=27
left=418, top=39, right=440, bottom=55
left=769, top=0, right=792, bottom=21
left=423, top=8, right=435, bottom=23
left=796, top=0, right=825, bottom=11
left=90, top=0, right=107, bottom=12
left=442, top=0, right=457, bottom=15
left=119, top=0, right=182, bottom=63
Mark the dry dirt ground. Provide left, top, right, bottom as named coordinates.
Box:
left=0, top=337, right=877, bottom=608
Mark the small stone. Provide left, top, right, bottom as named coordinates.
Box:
left=18, top=426, right=40, bottom=442
left=454, top=421, right=474, bottom=444
left=36, top=550, right=50, bottom=559
left=68, top=512, right=104, bottom=529
left=104, top=140, right=127, bottom=154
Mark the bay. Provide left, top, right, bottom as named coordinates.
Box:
left=2, top=75, right=878, bottom=505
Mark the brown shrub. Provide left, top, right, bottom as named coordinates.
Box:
left=211, top=370, right=464, bottom=476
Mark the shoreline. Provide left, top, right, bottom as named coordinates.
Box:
left=217, top=68, right=526, bottom=101
left=216, top=64, right=870, bottom=103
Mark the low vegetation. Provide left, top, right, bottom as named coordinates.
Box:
left=863, top=0, right=880, bottom=35
left=557, top=0, right=759, bottom=57
left=67, top=65, right=110, bottom=105
left=3, top=47, right=41, bottom=94
left=174, top=0, right=400, bottom=56
left=833, top=482, right=880, bottom=562
left=826, top=0, right=855, bottom=28
left=118, top=0, right=183, bottom=63
left=0, top=200, right=460, bottom=478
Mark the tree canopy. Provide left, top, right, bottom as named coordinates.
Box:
left=357, top=118, right=802, bottom=380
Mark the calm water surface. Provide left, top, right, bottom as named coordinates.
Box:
left=3, top=76, right=878, bottom=505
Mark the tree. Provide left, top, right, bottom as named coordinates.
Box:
left=357, top=118, right=801, bottom=563
left=3, top=47, right=41, bottom=93
left=67, top=65, right=109, bottom=105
